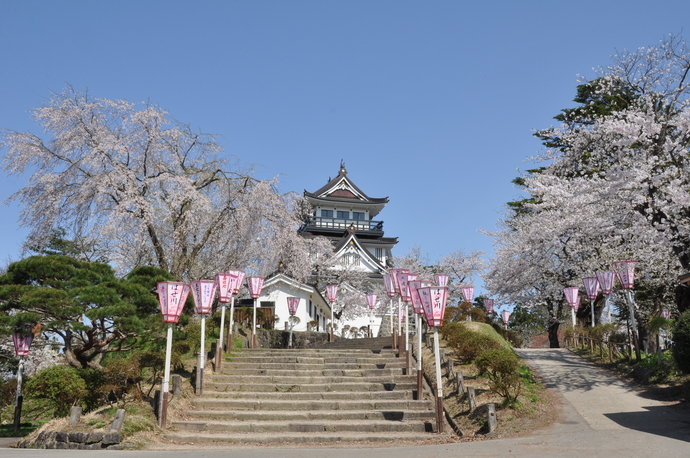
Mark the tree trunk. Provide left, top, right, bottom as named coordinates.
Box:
left=675, top=284, right=690, bottom=314
left=548, top=321, right=560, bottom=348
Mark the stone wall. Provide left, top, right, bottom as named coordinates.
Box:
left=16, top=431, right=125, bottom=450
left=256, top=329, right=330, bottom=348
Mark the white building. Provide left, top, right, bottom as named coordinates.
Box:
left=259, top=273, right=331, bottom=333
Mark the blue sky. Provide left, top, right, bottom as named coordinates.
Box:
left=1, top=1, right=688, bottom=289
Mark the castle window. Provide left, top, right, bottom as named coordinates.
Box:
left=353, top=212, right=365, bottom=220
left=337, top=211, right=349, bottom=219
left=375, top=248, right=384, bottom=260
left=343, top=253, right=360, bottom=266
left=321, top=209, right=333, bottom=218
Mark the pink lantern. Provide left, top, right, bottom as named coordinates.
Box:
left=595, top=271, right=615, bottom=295
left=215, top=273, right=237, bottom=303
left=191, top=280, right=217, bottom=315
left=461, top=286, right=475, bottom=304
left=612, top=260, right=636, bottom=290
left=157, top=282, right=191, bottom=323
left=389, top=269, right=409, bottom=294
left=383, top=274, right=396, bottom=297
left=399, top=272, right=418, bottom=302
left=326, top=284, right=339, bottom=303
left=582, top=277, right=600, bottom=301
left=287, top=297, right=300, bottom=316
left=366, top=293, right=377, bottom=310
left=501, top=310, right=511, bottom=325
left=409, top=280, right=432, bottom=314
left=434, top=274, right=449, bottom=287
left=417, top=286, right=449, bottom=327
left=563, top=287, right=580, bottom=311
left=12, top=332, right=33, bottom=357
left=227, top=269, right=245, bottom=295
left=246, top=276, right=265, bottom=299
left=484, top=298, right=494, bottom=314
left=661, top=309, right=671, bottom=320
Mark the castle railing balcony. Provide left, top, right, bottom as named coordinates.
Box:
left=300, top=217, right=384, bottom=236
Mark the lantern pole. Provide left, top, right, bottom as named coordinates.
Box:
left=12, top=330, right=33, bottom=433
left=501, top=310, right=511, bottom=329
left=246, top=276, right=265, bottom=349
left=389, top=269, right=408, bottom=355
left=582, top=277, right=600, bottom=328
left=226, top=269, right=245, bottom=352
left=287, top=297, right=300, bottom=349
left=191, top=280, right=216, bottom=393
left=229, top=294, right=236, bottom=350
left=399, top=273, right=418, bottom=375
left=410, top=280, right=430, bottom=401
left=383, top=274, right=397, bottom=349
left=326, top=285, right=339, bottom=342
left=418, top=285, right=448, bottom=434
left=613, top=261, right=641, bottom=362
left=563, top=287, right=579, bottom=329
left=160, top=322, right=174, bottom=426
left=595, top=271, right=614, bottom=325
left=14, top=356, right=24, bottom=433
left=218, top=302, right=226, bottom=349
left=215, top=274, right=230, bottom=352
left=366, top=294, right=377, bottom=339
left=330, top=299, right=335, bottom=342
left=156, top=281, right=190, bottom=428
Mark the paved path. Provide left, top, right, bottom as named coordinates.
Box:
left=2, top=348, right=689, bottom=457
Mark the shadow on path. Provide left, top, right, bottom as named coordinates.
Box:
left=517, top=348, right=690, bottom=443
left=604, top=404, right=690, bottom=442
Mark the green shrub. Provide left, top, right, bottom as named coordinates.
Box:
left=672, top=310, right=690, bottom=374
left=185, top=322, right=203, bottom=354
left=134, top=350, right=166, bottom=397
left=76, top=368, right=106, bottom=412
left=443, top=323, right=502, bottom=362
left=474, top=348, right=522, bottom=405
left=25, top=365, right=87, bottom=416
left=172, top=341, right=191, bottom=356
left=99, top=356, right=143, bottom=404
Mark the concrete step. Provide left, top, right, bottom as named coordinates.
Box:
left=162, top=430, right=443, bottom=444
left=204, top=381, right=418, bottom=393
left=173, top=345, right=439, bottom=445
left=178, top=409, right=436, bottom=422
left=317, top=336, right=396, bottom=350
left=190, top=398, right=434, bottom=411
left=221, top=361, right=406, bottom=370
left=228, top=348, right=397, bottom=357
left=198, top=390, right=412, bottom=400
left=225, top=355, right=401, bottom=365
left=217, top=368, right=405, bottom=377
left=170, top=419, right=434, bottom=433
left=208, top=374, right=417, bottom=385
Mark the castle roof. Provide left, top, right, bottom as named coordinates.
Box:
left=304, top=165, right=388, bottom=217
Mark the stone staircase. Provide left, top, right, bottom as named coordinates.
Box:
left=165, top=340, right=439, bottom=444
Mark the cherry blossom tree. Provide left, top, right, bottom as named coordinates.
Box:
left=487, top=35, right=690, bottom=346
left=392, top=246, right=485, bottom=307
left=1, top=86, right=328, bottom=281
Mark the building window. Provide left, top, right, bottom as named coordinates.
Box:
left=375, top=248, right=383, bottom=260
left=337, top=211, right=349, bottom=219
left=321, top=209, right=333, bottom=218
left=353, top=212, right=365, bottom=220
left=343, top=253, right=360, bottom=266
